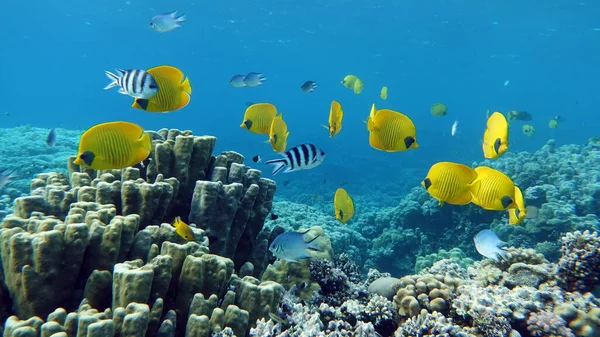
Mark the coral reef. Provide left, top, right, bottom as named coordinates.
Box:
left=394, top=309, right=476, bottom=337
left=0, top=128, right=283, bottom=336
left=309, top=253, right=367, bottom=306
left=558, top=230, right=600, bottom=293
left=2, top=126, right=600, bottom=337
left=527, top=310, right=576, bottom=337
left=392, top=271, right=464, bottom=319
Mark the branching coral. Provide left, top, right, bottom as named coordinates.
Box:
left=309, top=253, right=367, bottom=306
left=527, top=310, right=575, bottom=337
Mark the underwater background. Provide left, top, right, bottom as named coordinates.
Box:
left=1, top=0, right=600, bottom=336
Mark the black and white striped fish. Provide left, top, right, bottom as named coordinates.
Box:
left=104, top=69, right=159, bottom=99
left=265, top=143, right=326, bottom=175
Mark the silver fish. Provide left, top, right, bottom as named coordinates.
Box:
left=265, top=143, right=326, bottom=175
left=243, top=72, right=267, bottom=87
left=300, top=81, right=317, bottom=92
left=150, top=11, right=186, bottom=33
left=269, top=230, right=322, bottom=263
left=473, top=229, right=507, bottom=262
left=0, top=168, right=18, bottom=190
left=229, top=75, right=246, bottom=88
left=104, top=69, right=158, bottom=99
left=46, top=128, right=56, bottom=147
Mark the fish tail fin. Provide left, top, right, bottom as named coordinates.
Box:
left=176, top=14, right=186, bottom=22
left=4, top=167, right=19, bottom=179
left=104, top=71, right=119, bottom=90
left=306, top=234, right=323, bottom=251
left=139, top=132, right=153, bottom=152
left=497, top=248, right=508, bottom=262
left=468, top=178, right=481, bottom=199
left=264, top=159, right=288, bottom=175
left=181, top=77, right=192, bottom=95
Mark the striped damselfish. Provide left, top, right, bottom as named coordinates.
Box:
left=104, top=69, right=158, bottom=99
left=264, top=143, right=325, bottom=175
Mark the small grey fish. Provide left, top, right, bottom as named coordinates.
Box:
left=104, top=69, right=158, bottom=99
left=300, top=80, right=317, bottom=92
left=243, top=72, right=267, bottom=87
left=150, top=11, right=186, bottom=33
left=269, top=230, right=323, bottom=263
left=265, top=143, right=326, bottom=175
left=230, top=75, right=246, bottom=88
left=46, top=128, right=56, bottom=147
left=473, top=229, right=507, bottom=262
left=0, top=168, right=18, bottom=190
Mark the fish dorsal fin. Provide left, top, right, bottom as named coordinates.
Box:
left=147, top=65, right=186, bottom=86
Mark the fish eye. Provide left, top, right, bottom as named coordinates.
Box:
left=320, top=151, right=325, bottom=156
left=149, top=84, right=157, bottom=89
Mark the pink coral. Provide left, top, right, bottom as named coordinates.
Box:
left=527, top=311, right=575, bottom=337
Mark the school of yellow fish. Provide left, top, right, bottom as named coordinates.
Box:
left=74, top=68, right=545, bottom=239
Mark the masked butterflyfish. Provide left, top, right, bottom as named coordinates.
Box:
left=470, top=166, right=516, bottom=211
left=353, top=78, right=364, bottom=94
left=323, top=100, right=343, bottom=137
left=507, top=185, right=526, bottom=225
left=131, top=65, right=192, bottom=113
left=74, top=121, right=152, bottom=170
left=368, top=108, right=418, bottom=152
left=421, top=162, right=478, bottom=205
left=268, top=113, right=289, bottom=153
left=431, top=103, right=448, bottom=116
left=341, top=75, right=358, bottom=89
left=380, top=86, right=388, bottom=100
left=334, top=188, right=354, bottom=223
left=241, top=103, right=277, bottom=135
left=522, top=124, right=535, bottom=136
left=365, top=103, right=377, bottom=130
left=172, top=216, right=195, bottom=241
left=482, top=112, right=509, bottom=159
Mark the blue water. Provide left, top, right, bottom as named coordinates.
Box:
left=2, top=0, right=599, bottom=190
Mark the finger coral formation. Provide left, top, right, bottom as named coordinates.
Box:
left=0, top=128, right=285, bottom=337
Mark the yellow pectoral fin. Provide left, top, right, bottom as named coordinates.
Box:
left=132, top=99, right=142, bottom=110
left=180, top=77, right=192, bottom=95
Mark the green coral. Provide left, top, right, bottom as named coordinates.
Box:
left=414, top=248, right=474, bottom=274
